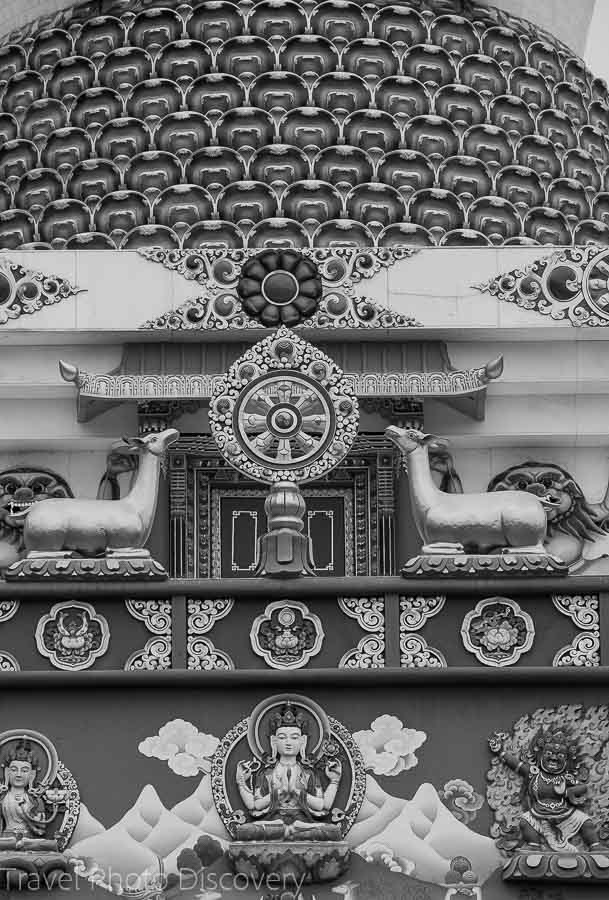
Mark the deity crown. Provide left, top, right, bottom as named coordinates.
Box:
left=270, top=702, right=307, bottom=734
left=532, top=725, right=582, bottom=769
left=5, top=740, right=37, bottom=768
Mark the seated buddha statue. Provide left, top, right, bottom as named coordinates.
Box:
left=235, top=703, right=343, bottom=842
left=0, top=741, right=60, bottom=852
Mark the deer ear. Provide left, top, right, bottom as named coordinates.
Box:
left=422, top=434, right=450, bottom=450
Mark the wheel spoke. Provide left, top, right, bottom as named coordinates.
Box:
left=253, top=430, right=274, bottom=451
left=301, top=414, right=327, bottom=432
left=295, top=430, right=318, bottom=451
left=244, top=413, right=268, bottom=432
left=276, top=439, right=293, bottom=462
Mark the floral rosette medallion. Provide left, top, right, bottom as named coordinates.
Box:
left=237, top=250, right=322, bottom=327
left=462, top=597, right=535, bottom=667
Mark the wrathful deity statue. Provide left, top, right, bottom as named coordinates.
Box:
left=0, top=740, right=63, bottom=852
left=489, top=727, right=605, bottom=853
left=235, top=702, right=343, bottom=842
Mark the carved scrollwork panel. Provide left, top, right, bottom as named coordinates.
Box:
left=0, top=257, right=83, bottom=325
left=0, top=652, right=19, bottom=671
left=187, top=597, right=234, bottom=671
left=400, top=634, right=446, bottom=668
left=125, top=637, right=172, bottom=671
left=553, top=594, right=600, bottom=667
left=188, top=636, right=234, bottom=671
left=125, top=599, right=172, bottom=670
left=339, top=596, right=385, bottom=667
left=400, top=595, right=446, bottom=631
left=339, top=635, right=385, bottom=669
left=338, top=596, right=384, bottom=632
left=140, top=247, right=420, bottom=332
left=473, top=245, right=609, bottom=328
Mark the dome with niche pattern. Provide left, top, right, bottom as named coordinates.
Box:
left=0, top=0, right=608, bottom=250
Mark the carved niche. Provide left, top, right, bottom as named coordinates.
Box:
left=169, top=434, right=398, bottom=578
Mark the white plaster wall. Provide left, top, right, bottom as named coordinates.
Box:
left=493, top=0, right=596, bottom=54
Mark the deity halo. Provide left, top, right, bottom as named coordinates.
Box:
left=0, top=728, right=58, bottom=785
left=247, top=693, right=330, bottom=760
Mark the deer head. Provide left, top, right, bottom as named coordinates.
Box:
left=119, top=429, right=180, bottom=456
left=385, top=426, right=449, bottom=456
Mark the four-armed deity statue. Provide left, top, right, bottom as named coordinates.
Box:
left=235, top=702, right=343, bottom=842
left=213, top=693, right=365, bottom=884
left=0, top=730, right=79, bottom=889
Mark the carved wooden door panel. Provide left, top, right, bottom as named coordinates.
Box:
left=211, top=487, right=350, bottom=578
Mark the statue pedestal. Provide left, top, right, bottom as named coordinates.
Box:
left=227, top=840, right=351, bottom=885
left=5, top=553, right=167, bottom=581
left=0, top=850, right=70, bottom=890
left=503, top=849, right=609, bottom=883
left=401, top=552, right=568, bottom=577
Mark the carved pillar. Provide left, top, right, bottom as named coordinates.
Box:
left=169, top=452, right=188, bottom=578
left=377, top=452, right=397, bottom=575
left=361, top=398, right=423, bottom=569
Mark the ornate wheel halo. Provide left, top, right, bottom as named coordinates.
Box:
left=210, top=326, right=359, bottom=483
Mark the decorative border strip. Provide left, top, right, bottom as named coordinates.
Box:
left=61, top=364, right=498, bottom=401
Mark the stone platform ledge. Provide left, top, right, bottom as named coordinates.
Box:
left=0, top=850, right=70, bottom=889
left=503, top=849, right=609, bottom=882
left=227, top=840, right=351, bottom=884
left=401, top=553, right=568, bottom=577
left=4, top=556, right=168, bottom=581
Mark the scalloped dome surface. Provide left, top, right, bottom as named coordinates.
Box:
left=0, top=0, right=608, bottom=250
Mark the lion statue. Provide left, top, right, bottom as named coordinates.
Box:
left=488, top=462, right=609, bottom=571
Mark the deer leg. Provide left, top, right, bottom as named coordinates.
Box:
left=26, top=550, right=76, bottom=558
left=105, top=548, right=151, bottom=558
left=501, top=544, right=547, bottom=554
left=421, top=542, right=465, bottom=555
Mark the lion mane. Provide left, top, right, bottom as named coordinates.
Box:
left=488, top=461, right=606, bottom=543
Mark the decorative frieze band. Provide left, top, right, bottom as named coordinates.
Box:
left=62, top=366, right=497, bottom=402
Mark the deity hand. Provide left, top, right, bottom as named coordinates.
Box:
left=236, top=759, right=259, bottom=787
left=325, top=759, right=342, bottom=784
